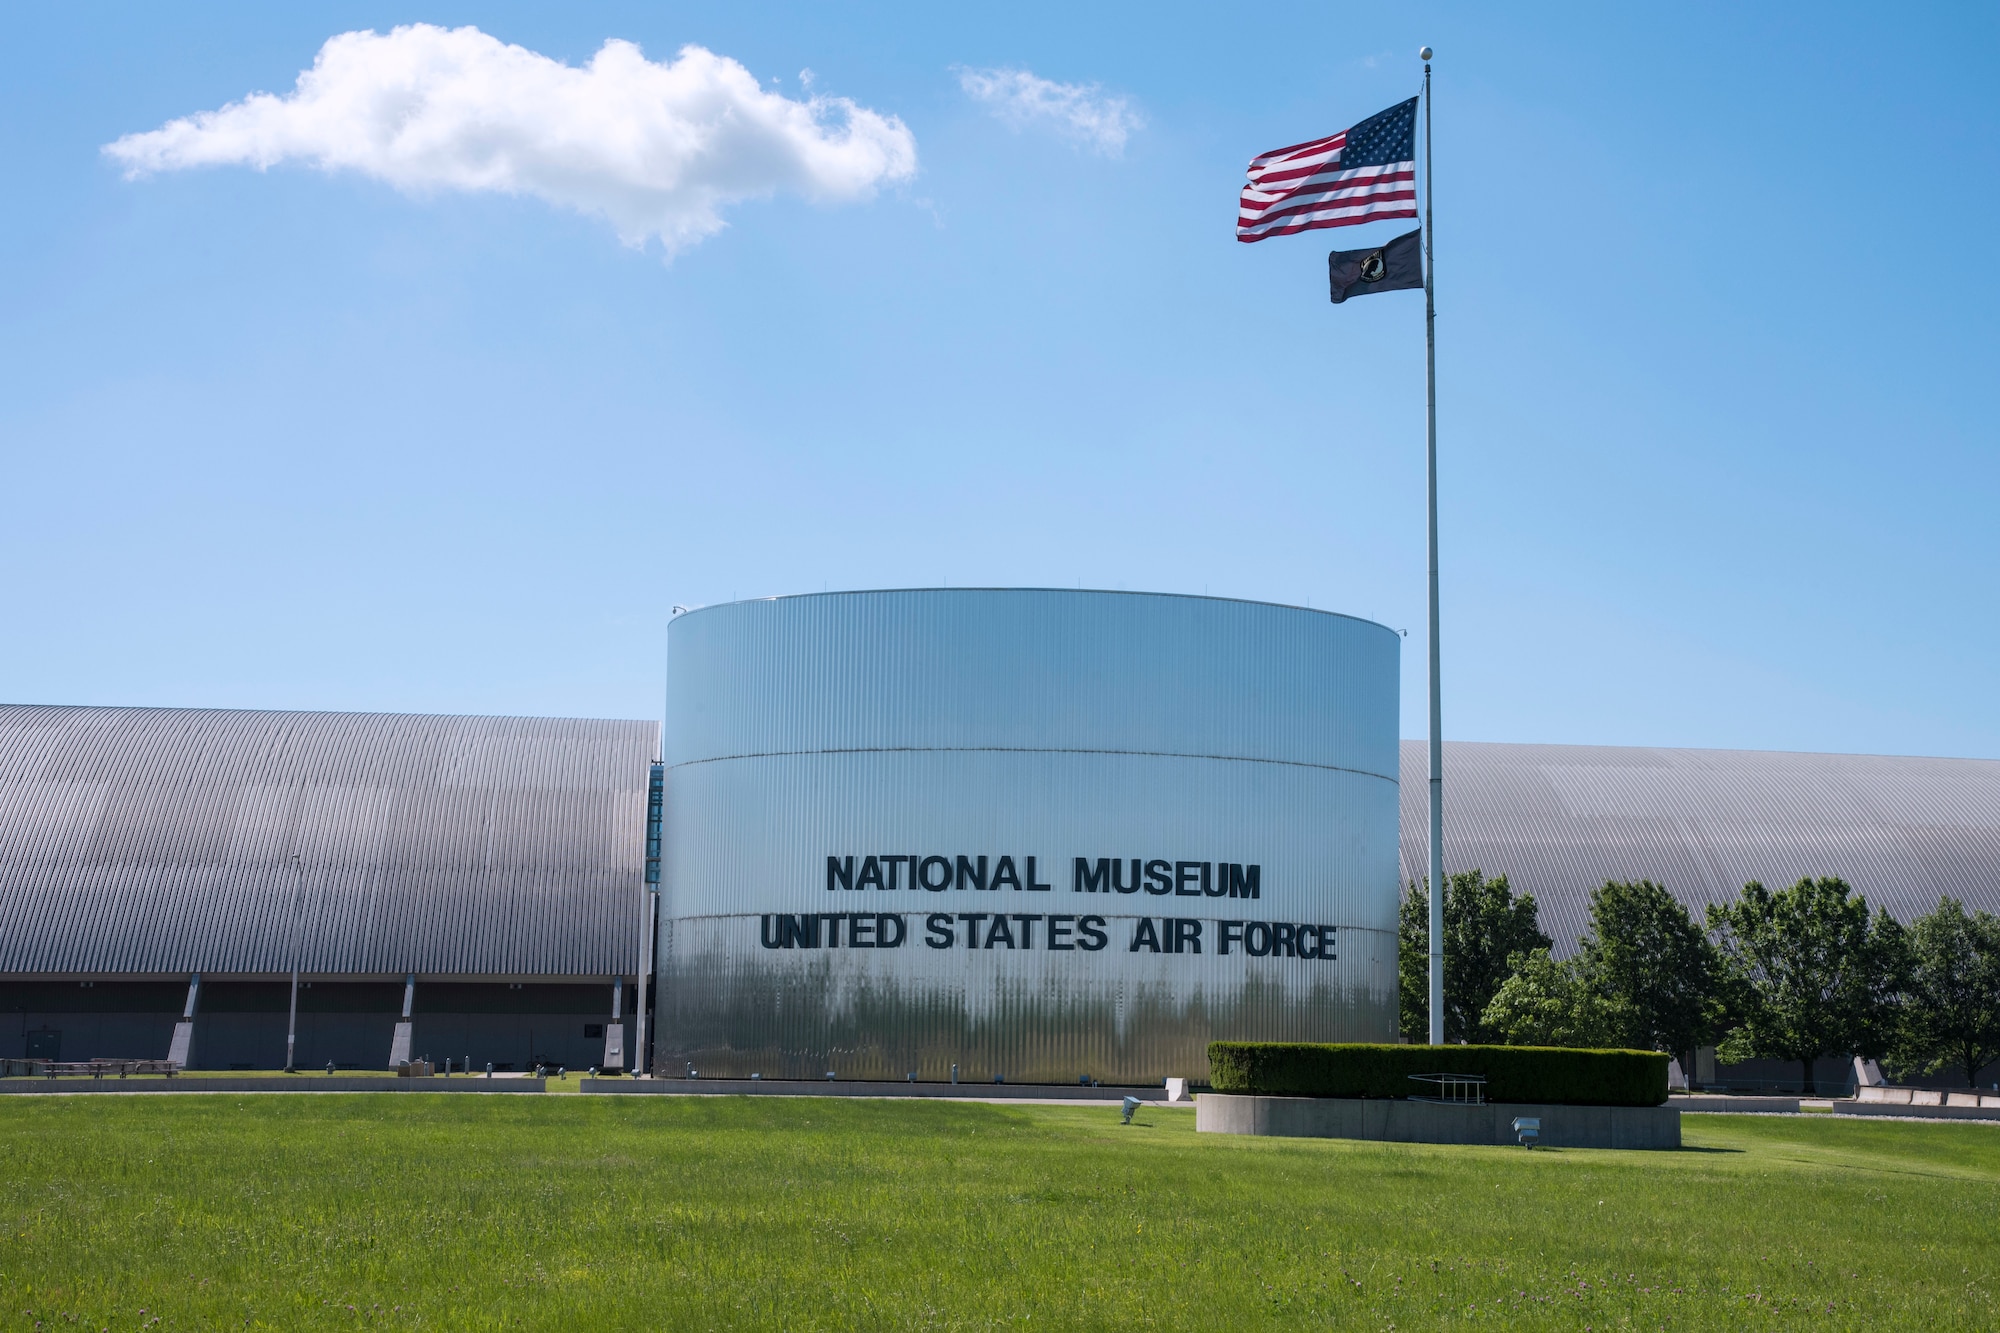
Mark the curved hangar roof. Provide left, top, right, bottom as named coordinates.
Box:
left=7, top=703, right=1997, bottom=978
left=0, top=705, right=654, bottom=978
left=1400, top=740, right=2000, bottom=947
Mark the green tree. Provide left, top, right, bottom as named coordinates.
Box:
left=1579, top=880, right=1725, bottom=1077
left=1398, top=870, right=1550, bottom=1043
left=1707, top=877, right=1907, bottom=1094
left=1397, top=881, right=1429, bottom=1042
left=1897, top=897, right=2000, bottom=1088
left=1481, top=948, right=1618, bottom=1048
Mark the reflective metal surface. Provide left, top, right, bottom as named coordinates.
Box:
left=1399, top=740, right=2000, bottom=950
left=657, top=589, right=1401, bottom=1083
left=0, top=705, right=652, bottom=977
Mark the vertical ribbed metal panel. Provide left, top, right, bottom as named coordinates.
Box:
left=0, top=705, right=655, bottom=976
left=1397, top=740, right=2000, bottom=950
left=658, top=589, right=1402, bottom=1083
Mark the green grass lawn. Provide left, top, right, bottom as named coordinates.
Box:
left=1, top=1095, right=1993, bottom=1330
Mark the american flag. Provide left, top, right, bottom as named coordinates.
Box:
left=1237, top=97, right=1418, bottom=242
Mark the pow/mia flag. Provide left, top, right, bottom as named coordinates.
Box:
left=1328, top=228, right=1423, bottom=304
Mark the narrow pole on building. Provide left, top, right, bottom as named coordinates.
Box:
left=285, top=852, right=305, bottom=1071
left=1421, top=47, right=1447, bottom=1047
left=635, top=758, right=664, bottom=1075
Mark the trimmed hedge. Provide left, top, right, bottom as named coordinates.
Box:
left=1207, top=1042, right=1669, bottom=1107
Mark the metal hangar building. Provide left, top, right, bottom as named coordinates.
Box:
left=0, top=704, right=652, bottom=1071
left=4, top=589, right=1999, bottom=1078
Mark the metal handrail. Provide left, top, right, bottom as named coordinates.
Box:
left=1407, top=1071, right=1485, bottom=1104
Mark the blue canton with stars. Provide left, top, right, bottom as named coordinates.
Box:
left=1340, top=97, right=1417, bottom=169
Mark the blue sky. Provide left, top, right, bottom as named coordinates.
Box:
left=2, top=3, right=1995, bottom=756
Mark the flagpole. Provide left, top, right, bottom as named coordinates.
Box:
left=1420, top=47, right=1446, bottom=1047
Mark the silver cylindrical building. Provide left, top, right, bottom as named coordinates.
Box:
left=655, top=589, right=1400, bottom=1083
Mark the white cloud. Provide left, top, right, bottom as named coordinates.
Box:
left=955, top=66, right=1141, bottom=156
left=104, top=25, right=918, bottom=253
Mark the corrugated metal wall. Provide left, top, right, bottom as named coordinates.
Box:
left=0, top=705, right=655, bottom=976
left=1398, top=740, right=2000, bottom=948
left=658, top=589, right=1404, bottom=1082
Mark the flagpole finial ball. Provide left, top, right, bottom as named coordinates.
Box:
left=1419, top=46, right=1433, bottom=61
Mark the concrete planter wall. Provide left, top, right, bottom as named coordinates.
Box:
left=1197, top=1093, right=1679, bottom=1150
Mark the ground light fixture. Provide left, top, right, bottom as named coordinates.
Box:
left=1121, top=1096, right=1141, bottom=1125
left=1512, top=1116, right=1540, bottom=1148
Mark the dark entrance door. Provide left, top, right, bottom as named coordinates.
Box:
left=25, top=1029, right=60, bottom=1061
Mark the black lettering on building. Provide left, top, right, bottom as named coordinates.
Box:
left=1170, top=918, right=1203, bottom=954
left=1024, top=857, right=1052, bottom=891
left=856, top=857, right=885, bottom=891
left=1078, top=915, right=1108, bottom=950
left=956, top=854, right=989, bottom=892
left=763, top=913, right=916, bottom=950
left=1112, top=859, right=1143, bottom=894
left=1074, top=858, right=1111, bottom=893
left=991, top=856, right=1022, bottom=891
left=880, top=855, right=909, bottom=890
left=1228, top=864, right=1261, bottom=900
left=984, top=914, right=1017, bottom=949
left=918, top=856, right=953, bottom=891
left=1143, top=860, right=1173, bottom=895
left=925, top=913, right=955, bottom=948
left=1217, top=920, right=1244, bottom=956
left=1129, top=917, right=1161, bottom=953
left=957, top=912, right=989, bottom=948
left=827, top=856, right=854, bottom=892
left=1047, top=914, right=1076, bottom=949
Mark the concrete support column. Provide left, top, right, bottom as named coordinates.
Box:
left=387, top=973, right=415, bottom=1068
left=603, top=977, right=626, bottom=1070
left=166, top=972, right=201, bottom=1067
